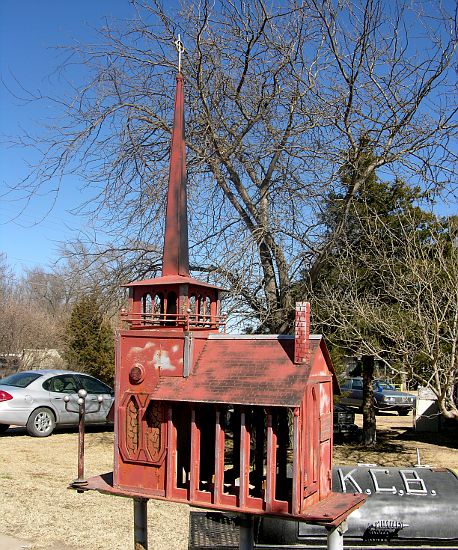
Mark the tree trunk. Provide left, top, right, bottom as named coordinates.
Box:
left=362, top=355, right=376, bottom=445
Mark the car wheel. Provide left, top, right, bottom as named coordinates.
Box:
left=26, top=408, right=56, bottom=437
left=398, top=410, right=409, bottom=416
left=0, top=424, right=10, bottom=434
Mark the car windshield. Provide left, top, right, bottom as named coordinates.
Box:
left=374, top=380, right=395, bottom=391
left=0, top=372, right=43, bottom=388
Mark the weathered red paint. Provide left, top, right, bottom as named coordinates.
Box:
left=162, top=73, right=189, bottom=277
left=141, top=334, right=337, bottom=406
left=79, top=69, right=365, bottom=526
left=112, top=300, right=364, bottom=519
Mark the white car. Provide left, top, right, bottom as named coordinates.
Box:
left=0, top=370, right=114, bottom=437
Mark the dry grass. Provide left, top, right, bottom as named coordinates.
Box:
left=0, top=413, right=457, bottom=549
left=0, top=428, right=189, bottom=550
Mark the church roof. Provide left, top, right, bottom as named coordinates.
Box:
left=152, top=334, right=337, bottom=407
left=122, top=274, right=223, bottom=290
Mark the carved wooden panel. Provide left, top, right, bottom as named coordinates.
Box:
left=126, top=397, right=140, bottom=456
left=145, top=401, right=164, bottom=462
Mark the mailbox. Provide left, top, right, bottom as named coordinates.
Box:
left=108, top=70, right=364, bottom=524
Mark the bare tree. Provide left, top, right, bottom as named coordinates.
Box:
left=6, top=0, right=457, bottom=332
left=0, top=259, right=61, bottom=361
left=361, top=355, right=377, bottom=444
left=0, top=254, right=14, bottom=302
left=0, top=256, right=90, bottom=370
left=21, top=268, right=75, bottom=316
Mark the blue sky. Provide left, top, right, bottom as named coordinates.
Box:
left=1, top=2, right=455, bottom=276
left=0, top=1, right=135, bottom=275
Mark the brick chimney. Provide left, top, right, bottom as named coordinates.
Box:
left=294, top=302, right=310, bottom=364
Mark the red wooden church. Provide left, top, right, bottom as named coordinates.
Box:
left=81, top=60, right=365, bottom=538
left=108, top=70, right=364, bottom=524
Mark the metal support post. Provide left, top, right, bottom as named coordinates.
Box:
left=239, top=514, right=254, bottom=550
left=77, top=391, right=86, bottom=482
left=326, top=520, right=348, bottom=550
left=134, top=498, right=148, bottom=550
left=65, top=389, right=89, bottom=491
left=66, top=389, right=104, bottom=492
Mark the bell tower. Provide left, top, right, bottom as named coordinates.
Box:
left=120, top=39, right=223, bottom=340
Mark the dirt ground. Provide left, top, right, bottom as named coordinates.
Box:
left=0, top=413, right=457, bottom=550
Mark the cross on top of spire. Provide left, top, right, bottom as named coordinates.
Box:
left=174, top=34, right=185, bottom=73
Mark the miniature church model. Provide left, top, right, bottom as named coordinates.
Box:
left=109, top=65, right=365, bottom=524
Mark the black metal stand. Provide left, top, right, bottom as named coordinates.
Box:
left=134, top=497, right=148, bottom=550
left=239, top=514, right=254, bottom=550
left=65, top=389, right=89, bottom=491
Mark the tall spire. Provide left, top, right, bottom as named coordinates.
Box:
left=162, top=37, right=189, bottom=277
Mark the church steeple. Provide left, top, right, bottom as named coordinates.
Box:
left=121, top=36, right=224, bottom=335
left=162, top=38, right=189, bottom=277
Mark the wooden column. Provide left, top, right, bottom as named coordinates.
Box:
left=189, top=407, right=200, bottom=501
left=265, top=410, right=277, bottom=511
left=239, top=410, right=250, bottom=509
left=213, top=408, right=225, bottom=505
left=292, top=408, right=301, bottom=515
left=166, top=406, right=175, bottom=498
left=253, top=407, right=265, bottom=498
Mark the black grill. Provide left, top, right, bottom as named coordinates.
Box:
left=189, top=512, right=240, bottom=549
left=338, top=412, right=353, bottom=423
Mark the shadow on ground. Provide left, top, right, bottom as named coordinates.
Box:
left=335, top=429, right=410, bottom=466
left=393, top=425, right=458, bottom=451
left=334, top=409, right=458, bottom=468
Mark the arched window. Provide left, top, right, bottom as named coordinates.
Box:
left=205, top=296, right=212, bottom=323
left=142, top=294, right=153, bottom=314
left=165, top=291, right=177, bottom=325
left=189, top=295, right=197, bottom=315
left=198, top=295, right=204, bottom=324
left=153, top=293, right=164, bottom=318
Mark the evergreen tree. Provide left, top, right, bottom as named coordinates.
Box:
left=313, top=143, right=430, bottom=365
left=310, top=143, right=439, bottom=442
left=311, top=145, right=458, bottom=421
left=64, top=293, right=114, bottom=384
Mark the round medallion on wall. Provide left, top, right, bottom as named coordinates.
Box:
left=129, top=363, right=145, bottom=384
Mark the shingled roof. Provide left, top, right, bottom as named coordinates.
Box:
left=151, top=334, right=337, bottom=407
